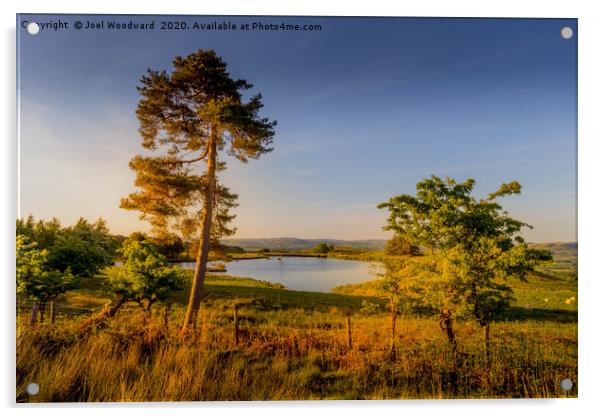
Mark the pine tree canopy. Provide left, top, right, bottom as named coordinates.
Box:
left=120, top=49, right=276, bottom=241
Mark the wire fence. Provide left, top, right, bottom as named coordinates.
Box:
left=16, top=299, right=104, bottom=325
left=14, top=298, right=362, bottom=335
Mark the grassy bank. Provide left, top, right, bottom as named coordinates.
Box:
left=16, top=268, right=577, bottom=401
left=16, top=308, right=577, bottom=401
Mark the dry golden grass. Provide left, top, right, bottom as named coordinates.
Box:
left=16, top=301, right=577, bottom=402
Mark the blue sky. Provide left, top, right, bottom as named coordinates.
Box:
left=17, top=16, right=577, bottom=241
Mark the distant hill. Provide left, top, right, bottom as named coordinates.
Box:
left=222, top=238, right=577, bottom=255
left=528, top=242, right=577, bottom=281
left=221, top=238, right=577, bottom=254
left=528, top=242, right=577, bottom=256
left=221, top=237, right=387, bottom=251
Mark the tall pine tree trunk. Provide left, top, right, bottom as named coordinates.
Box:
left=182, top=134, right=217, bottom=333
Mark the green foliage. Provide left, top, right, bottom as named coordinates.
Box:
left=383, top=235, right=419, bottom=256
left=378, top=176, right=528, bottom=251
left=16, top=235, right=45, bottom=296
left=360, top=300, right=382, bottom=315
left=16, top=216, right=62, bottom=249
left=26, top=270, right=77, bottom=304
left=16, top=235, right=76, bottom=302
left=378, top=257, right=422, bottom=319
left=313, top=243, right=334, bottom=254
left=124, top=231, right=187, bottom=261
left=16, top=216, right=117, bottom=277
left=105, top=239, right=186, bottom=307
left=378, top=176, right=553, bottom=326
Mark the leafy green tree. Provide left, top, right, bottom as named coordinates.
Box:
left=313, top=243, right=333, bottom=254
left=81, top=239, right=186, bottom=331
left=16, top=235, right=45, bottom=297
left=359, top=300, right=382, bottom=315
left=16, top=235, right=76, bottom=324
left=377, top=257, right=426, bottom=355
left=378, top=176, right=552, bottom=362
left=16, top=215, right=61, bottom=250
left=379, top=258, right=405, bottom=353
left=16, top=216, right=118, bottom=277
left=384, top=235, right=419, bottom=256
left=127, top=231, right=148, bottom=242
left=120, top=49, right=276, bottom=333
left=104, top=239, right=186, bottom=313
left=124, top=231, right=186, bottom=261
left=155, top=234, right=186, bottom=260
left=49, top=218, right=117, bottom=276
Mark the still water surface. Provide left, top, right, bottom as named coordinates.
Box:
left=179, top=257, right=381, bottom=292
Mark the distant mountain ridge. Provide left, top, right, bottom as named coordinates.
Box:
left=221, top=238, right=577, bottom=254
left=221, top=237, right=387, bottom=251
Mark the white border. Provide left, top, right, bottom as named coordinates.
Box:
left=2, top=1, right=601, bottom=415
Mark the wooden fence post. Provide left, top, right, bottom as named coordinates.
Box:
left=162, top=306, right=169, bottom=332
left=347, top=315, right=352, bottom=350
left=234, top=302, right=240, bottom=346
left=39, top=301, right=46, bottom=324
left=30, top=302, right=39, bottom=328
left=50, top=301, right=56, bottom=325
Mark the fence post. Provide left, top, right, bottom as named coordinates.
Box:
left=234, top=302, right=240, bottom=346
left=50, top=301, right=56, bottom=325
left=30, top=302, right=39, bottom=328
left=347, top=315, right=352, bottom=350
left=162, top=306, right=169, bottom=332
left=39, top=301, right=46, bottom=324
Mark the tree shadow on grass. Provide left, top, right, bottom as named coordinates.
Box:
left=500, top=306, right=577, bottom=323
left=167, top=279, right=577, bottom=322
left=168, top=282, right=387, bottom=313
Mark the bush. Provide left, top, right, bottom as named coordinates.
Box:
left=313, top=243, right=334, bottom=254
left=384, top=235, right=419, bottom=256
left=360, top=300, right=382, bottom=315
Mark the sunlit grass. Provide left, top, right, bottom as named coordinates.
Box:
left=16, top=271, right=577, bottom=401
left=16, top=308, right=577, bottom=401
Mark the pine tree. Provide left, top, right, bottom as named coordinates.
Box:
left=120, top=49, right=276, bottom=333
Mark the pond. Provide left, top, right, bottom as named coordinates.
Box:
left=178, top=257, right=382, bottom=292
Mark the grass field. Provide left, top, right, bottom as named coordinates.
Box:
left=16, top=250, right=577, bottom=402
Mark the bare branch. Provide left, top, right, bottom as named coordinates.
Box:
left=165, top=145, right=210, bottom=165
